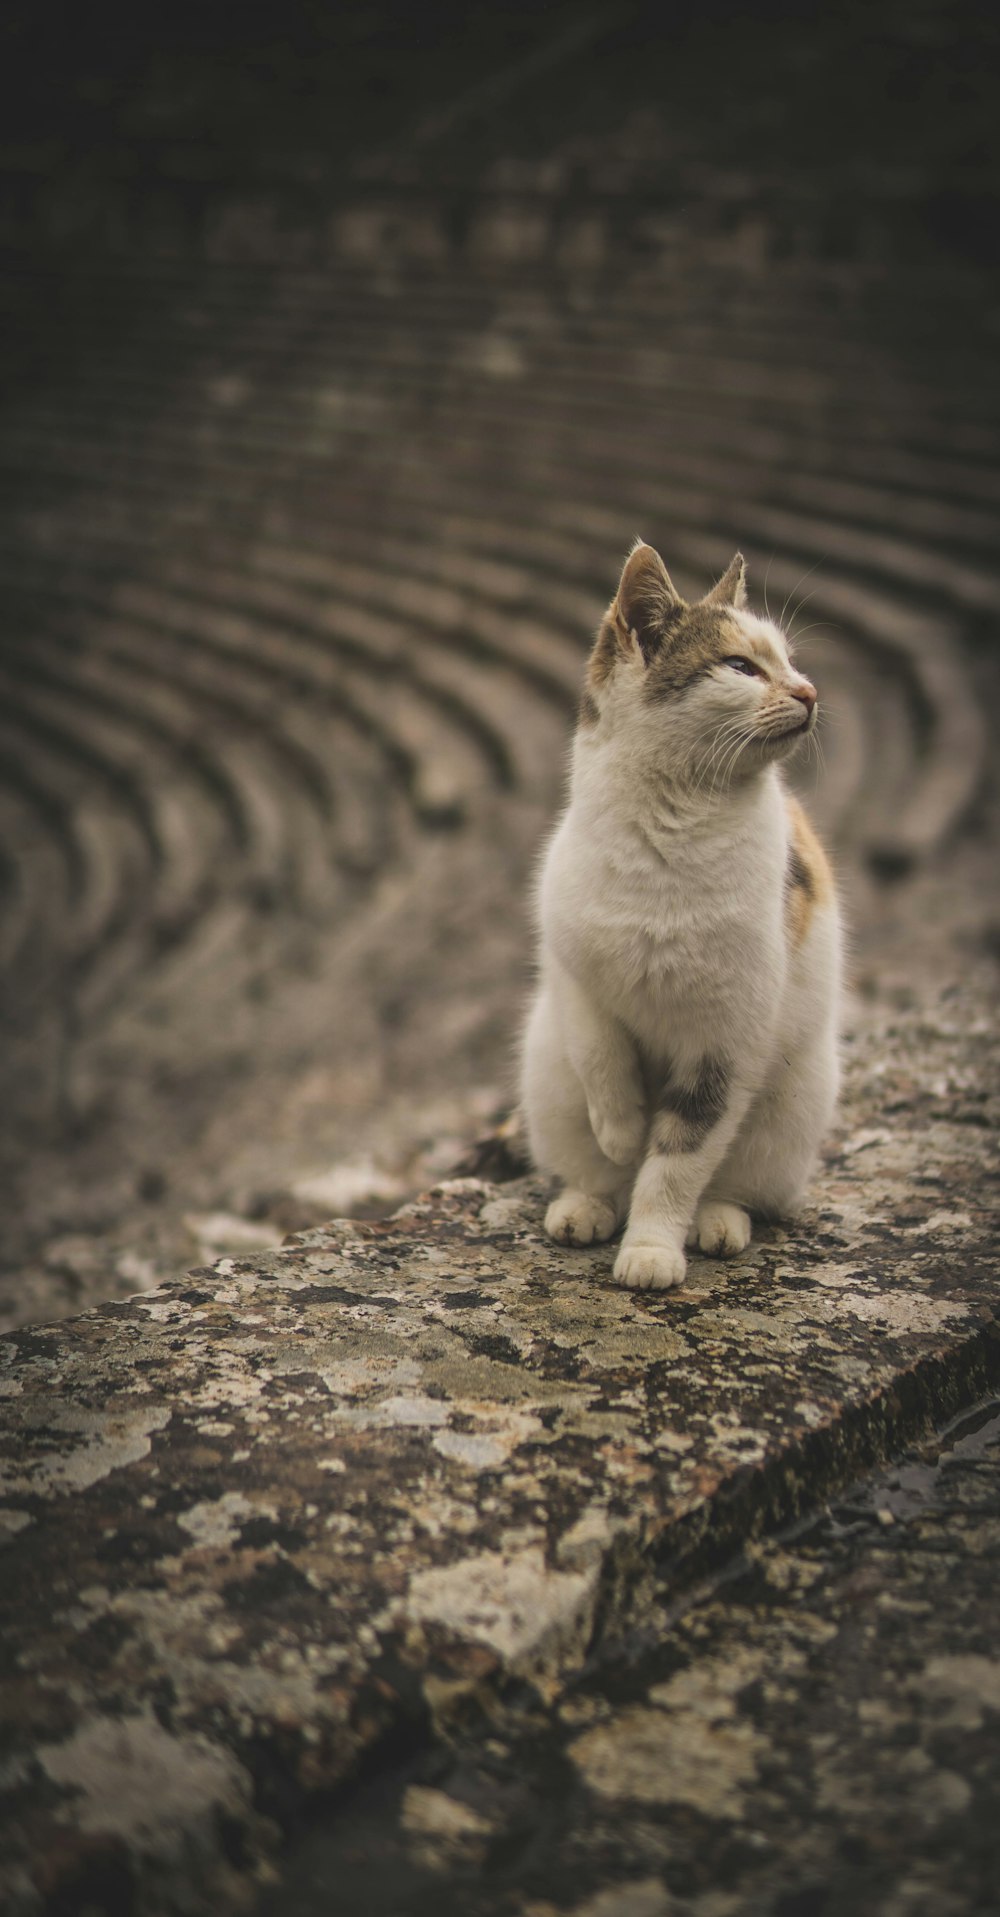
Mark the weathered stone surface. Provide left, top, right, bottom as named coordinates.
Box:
left=270, top=1397, right=1000, bottom=1916
left=1, top=973, right=998, bottom=1913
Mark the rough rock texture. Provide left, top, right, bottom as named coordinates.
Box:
left=270, top=1399, right=1000, bottom=1917
left=1, top=973, right=998, bottom=1914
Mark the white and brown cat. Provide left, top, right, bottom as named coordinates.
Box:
left=521, top=540, right=842, bottom=1290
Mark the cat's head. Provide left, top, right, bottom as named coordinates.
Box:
left=581, top=541, right=817, bottom=789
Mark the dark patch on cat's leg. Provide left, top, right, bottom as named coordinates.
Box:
left=650, top=1055, right=730, bottom=1154
left=578, top=691, right=600, bottom=728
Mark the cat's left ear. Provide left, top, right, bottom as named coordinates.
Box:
left=702, top=552, right=747, bottom=610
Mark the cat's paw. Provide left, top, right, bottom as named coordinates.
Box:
left=688, top=1201, right=752, bottom=1257
left=588, top=1102, right=646, bottom=1167
left=613, top=1241, right=686, bottom=1290
left=545, top=1190, right=619, bottom=1247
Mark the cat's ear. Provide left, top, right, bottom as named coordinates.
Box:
left=613, top=541, right=684, bottom=663
left=702, top=552, right=747, bottom=610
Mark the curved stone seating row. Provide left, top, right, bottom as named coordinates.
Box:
left=6, top=350, right=1000, bottom=537
left=0, top=255, right=995, bottom=1091
left=2, top=254, right=996, bottom=424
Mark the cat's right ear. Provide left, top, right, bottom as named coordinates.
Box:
left=613, top=541, right=684, bottom=664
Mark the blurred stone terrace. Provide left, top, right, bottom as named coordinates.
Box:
left=1, top=0, right=998, bottom=1327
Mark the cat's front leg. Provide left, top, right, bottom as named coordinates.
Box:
left=555, top=961, right=646, bottom=1166
left=588, top=1085, right=646, bottom=1169
left=614, top=1055, right=751, bottom=1290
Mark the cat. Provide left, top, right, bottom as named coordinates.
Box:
left=520, top=540, right=842, bottom=1290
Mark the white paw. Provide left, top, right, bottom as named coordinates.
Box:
left=691, top=1201, right=752, bottom=1257
left=589, top=1103, right=646, bottom=1167
left=545, top=1190, right=619, bottom=1247
left=613, top=1241, right=686, bottom=1290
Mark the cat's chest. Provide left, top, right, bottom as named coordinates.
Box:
left=565, top=834, right=784, bottom=1020
left=589, top=900, right=755, bottom=1001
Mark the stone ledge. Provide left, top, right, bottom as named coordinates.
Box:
left=1, top=988, right=998, bottom=1916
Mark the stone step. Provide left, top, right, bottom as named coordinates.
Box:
left=112, top=574, right=520, bottom=819
left=4, top=284, right=999, bottom=450
left=3, top=458, right=979, bottom=875
left=2, top=250, right=991, bottom=379
left=0, top=967, right=997, bottom=1916
left=5, top=374, right=1000, bottom=552
left=0, top=693, right=153, bottom=973
left=0, top=563, right=370, bottom=897
left=0, top=769, right=78, bottom=984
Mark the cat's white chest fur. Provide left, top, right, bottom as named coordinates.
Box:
left=543, top=763, right=788, bottom=1068
left=520, top=541, right=842, bottom=1291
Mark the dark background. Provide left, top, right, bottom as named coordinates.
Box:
left=1, top=1, right=997, bottom=267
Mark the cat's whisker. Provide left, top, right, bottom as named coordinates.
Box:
left=703, top=721, right=751, bottom=787
left=698, top=717, right=744, bottom=779
left=703, top=741, right=731, bottom=787
left=785, top=613, right=823, bottom=644
left=763, top=553, right=775, bottom=625
left=718, top=729, right=753, bottom=788
left=786, top=592, right=825, bottom=645
left=803, top=727, right=826, bottom=783
left=780, top=562, right=823, bottom=631
left=777, top=563, right=816, bottom=632
left=803, top=715, right=829, bottom=788
left=721, top=744, right=752, bottom=789
left=787, top=622, right=831, bottom=649
left=711, top=718, right=749, bottom=762
left=704, top=740, right=743, bottom=790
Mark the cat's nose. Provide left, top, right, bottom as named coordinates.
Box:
left=792, top=679, right=817, bottom=713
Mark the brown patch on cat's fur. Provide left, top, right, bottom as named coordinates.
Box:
left=578, top=689, right=600, bottom=728
left=785, top=796, right=833, bottom=946
left=642, top=603, right=743, bottom=702
left=586, top=545, right=757, bottom=703
left=586, top=590, right=742, bottom=705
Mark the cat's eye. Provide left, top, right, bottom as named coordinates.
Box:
left=722, top=656, right=762, bottom=678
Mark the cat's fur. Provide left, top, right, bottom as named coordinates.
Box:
left=520, top=541, right=842, bottom=1290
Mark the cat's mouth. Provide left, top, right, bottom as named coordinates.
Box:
left=774, top=709, right=815, bottom=739
left=749, top=711, right=815, bottom=758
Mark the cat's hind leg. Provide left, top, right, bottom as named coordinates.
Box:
left=709, top=1035, right=840, bottom=1224
left=686, top=1200, right=752, bottom=1256
left=545, top=1186, right=623, bottom=1247
left=521, top=987, right=635, bottom=1247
